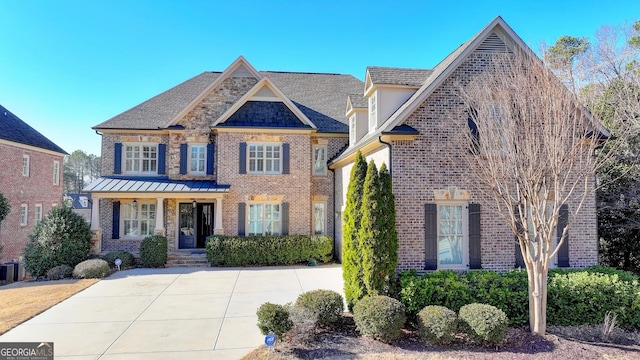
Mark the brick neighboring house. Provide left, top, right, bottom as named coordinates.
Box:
left=0, top=104, right=67, bottom=262
left=84, top=17, right=601, bottom=271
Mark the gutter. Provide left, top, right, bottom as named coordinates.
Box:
left=378, top=135, right=393, bottom=177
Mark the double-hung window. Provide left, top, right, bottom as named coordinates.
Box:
left=248, top=203, right=281, bottom=236
left=20, top=204, right=28, bottom=226
left=437, top=203, right=468, bottom=269
left=349, top=115, right=357, bottom=145
left=34, top=204, right=43, bottom=225
left=368, top=93, right=377, bottom=132
left=189, top=144, right=206, bottom=174
left=122, top=201, right=156, bottom=238
left=53, top=161, right=60, bottom=185
left=124, top=144, right=158, bottom=174
left=22, top=155, right=30, bottom=177
left=313, top=202, right=326, bottom=235
left=313, top=145, right=327, bottom=176
left=248, top=143, right=281, bottom=174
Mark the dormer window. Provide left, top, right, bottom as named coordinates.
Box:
left=369, top=93, right=377, bottom=132
left=349, top=115, right=357, bottom=145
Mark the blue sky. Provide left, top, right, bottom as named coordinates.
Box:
left=1, top=1, right=638, bottom=156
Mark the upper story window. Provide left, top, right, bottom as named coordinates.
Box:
left=368, top=93, right=377, bottom=132
left=438, top=203, right=468, bottom=270
left=349, top=115, right=357, bottom=145
left=189, top=144, right=206, bottom=174
left=313, top=145, right=327, bottom=176
left=124, top=144, right=158, bottom=174
left=53, top=160, right=60, bottom=185
left=20, top=204, right=28, bottom=226
left=35, top=204, right=43, bottom=225
left=248, top=203, right=281, bottom=236
left=249, top=143, right=281, bottom=174
left=122, top=201, right=156, bottom=238
left=313, top=201, right=326, bottom=235
left=22, top=155, right=30, bottom=177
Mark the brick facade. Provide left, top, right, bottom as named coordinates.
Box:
left=0, top=142, right=64, bottom=262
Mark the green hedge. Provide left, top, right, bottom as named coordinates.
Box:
left=397, top=266, right=640, bottom=329
left=206, top=235, right=332, bottom=266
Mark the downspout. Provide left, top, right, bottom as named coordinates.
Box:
left=378, top=136, right=392, bottom=176
left=328, top=167, right=337, bottom=261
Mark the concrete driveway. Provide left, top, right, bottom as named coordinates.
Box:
left=0, top=265, right=343, bottom=359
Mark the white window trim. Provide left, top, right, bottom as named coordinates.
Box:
left=312, top=145, right=327, bottom=177
left=80, top=197, right=88, bottom=208
left=349, top=115, right=357, bottom=145
left=22, top=155, right=30, bottom=177
left=53, top=160, right=60, bottom=185
left=121, top=201, right=157, bottom=239
left=35, top=204, right=43, bottom=225
left=437, top=202, right=469, bottom=270
left=247, top=202, right=282, bottom=236
left=313, top=201, right=327, bottom=235
left=368, top=93, right=377, bottom=132
left=247, top=142, right=282, bottom=175
left=122, top=143, right=159, bottom=175
left=189, top=143, right=207, bottom=175
left=20, top=204, right=28, bottom=226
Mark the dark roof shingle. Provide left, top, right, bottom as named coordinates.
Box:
left=366, top=67, right=433, bottom=87
left=0, top=104, right=67, bottom=154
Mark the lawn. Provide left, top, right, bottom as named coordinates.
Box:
left=0, top=278, right=98, bottom=335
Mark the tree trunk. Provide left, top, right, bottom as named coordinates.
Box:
left=528, top=263, right=549, bottom=335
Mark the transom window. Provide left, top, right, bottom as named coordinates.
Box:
left=369, top=93, right=377, bottom=132
left=313, top=202, right=326, bottom=235
left=123, top=202, right=156, bottom=237
left=249, top=144, right=281, bottom=174
left=124, top=144, right=158, bottom=174
left=313, top=145, right=327, bottom=176
left=248, top=203, right=281, bottom=236
left=190, top=144, right=206, bottom=174
left=22, top=155, right=30, bottom=177
left=438, top=203, right=468, bottom=269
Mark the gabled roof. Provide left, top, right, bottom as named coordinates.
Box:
left=347, top=94, right=368, bottom=109
left=366, top=67, right=433, bottom=87
left=64, top=193, right=92, bottom=209
left=0, top=104, right=67, bottom=154
left=213, top=77, right=316, bottom=129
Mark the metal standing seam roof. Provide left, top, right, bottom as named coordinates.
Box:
left=83, top=177, right=230, bottom=193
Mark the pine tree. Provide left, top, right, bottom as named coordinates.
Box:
left=379, top=163, right=398, bottom=291
left=342, top=151, right=367, bottom=311
left=359, top=160, right=386, bottom=296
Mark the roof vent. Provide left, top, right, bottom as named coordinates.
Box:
left=475, top=32, right=512, bottom=54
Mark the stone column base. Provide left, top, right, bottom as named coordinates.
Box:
left=90, top=230, right=103, bottom=255
left=213, top=228, right=224, bottom=235
left=154, top=228, right=166, bottom=236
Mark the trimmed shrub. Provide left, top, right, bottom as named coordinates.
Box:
left=206, top=235, right=332, bottom=267
left=73, top=259, right=110, bottom=279
left=256, top=302, right=293, bottom=340
left=417, top=305, right=458, bottom=345
left=23, top=205, right=92, bottom=277
left=287, top=305, right=318, bottom=345
left=46, top=265, right=74, bottom=280
left=398, top=270, right=473, bottom=320
left=140, top=235, right=167, bottom=268
left=353, top=295, right=406, bottom=343
left=102, top=251, right=135, bottom=269
left=458, top=303, right=508, bottom=346
left=466, top=269, right=529, bottom=326
left=295, top=289, right=344, bottom=329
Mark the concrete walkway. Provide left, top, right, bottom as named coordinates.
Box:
left=0, top=265, right=344, bottom=359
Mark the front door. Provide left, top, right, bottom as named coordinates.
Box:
left=178, top=203, right=214, bottom=249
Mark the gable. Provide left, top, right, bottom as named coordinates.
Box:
left=474, top=31, right=513, bottom=54
left=220, top=101, right=312, bottom=128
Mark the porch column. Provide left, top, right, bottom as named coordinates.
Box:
left=90, top=197, right=101, bottom=231
left=155, top=197, right=166, bottom=236
left=214, top=197, right=224, bottom=235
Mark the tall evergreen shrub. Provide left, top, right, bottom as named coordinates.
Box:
left=343, top=151, right=367, bottom=311
left=378, top=163, right=398, bottom=290
left=360, top=160, right=386, bottom=296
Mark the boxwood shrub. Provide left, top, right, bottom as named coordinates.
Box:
left=256, top=302, right=293, bottom=340
left=73, top=259, right=110, bottom=279
left=206, top=235, right=332, bottom=266
left=46, top=264, right=74, bottom=280
left=102, top=251, right=135, bottom=269
left=140, top=235, right=167, bottom=268
left=353, top=295, right=406, bottom=343
left=295, top=289, right=344, bottom=329
left=417, top=305, right=458, bottom=345
left=458, top=303, right=508, bottom=346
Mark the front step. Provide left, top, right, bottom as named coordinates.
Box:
left=166, top=251, right=210, bottom=268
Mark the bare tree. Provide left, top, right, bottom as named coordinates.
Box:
left=453, top=51, right=613, bottom=335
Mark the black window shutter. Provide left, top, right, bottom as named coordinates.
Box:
left=179, top=144, right=188, bottom=175
left=114, top=143, right=122, bottom=174
left=206, top=143, right=215, bottom=175
left=557, top=204, right=570, bottom=267
left=281, top=202, right=289, bottom=235
left=238, top=202, right=246, bottom=236
left=468, top=203, right=482, bottom=269
left=239, top=142, right=247, bottom=174
left=515, top=205, right=525, bottom=268
left=282, top=143, right=290, bottom=174
left=424, top=203, right=438, bottom=270
left=468, top=117, right=480, bottom=154
left=112, top=201, right=120, bottom=239
left=158, top=144, right=166, bottom=175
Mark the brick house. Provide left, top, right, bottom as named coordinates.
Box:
left=84, top=17, right=600, bottom=271
left=0, top=104, right=67, bottom=262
